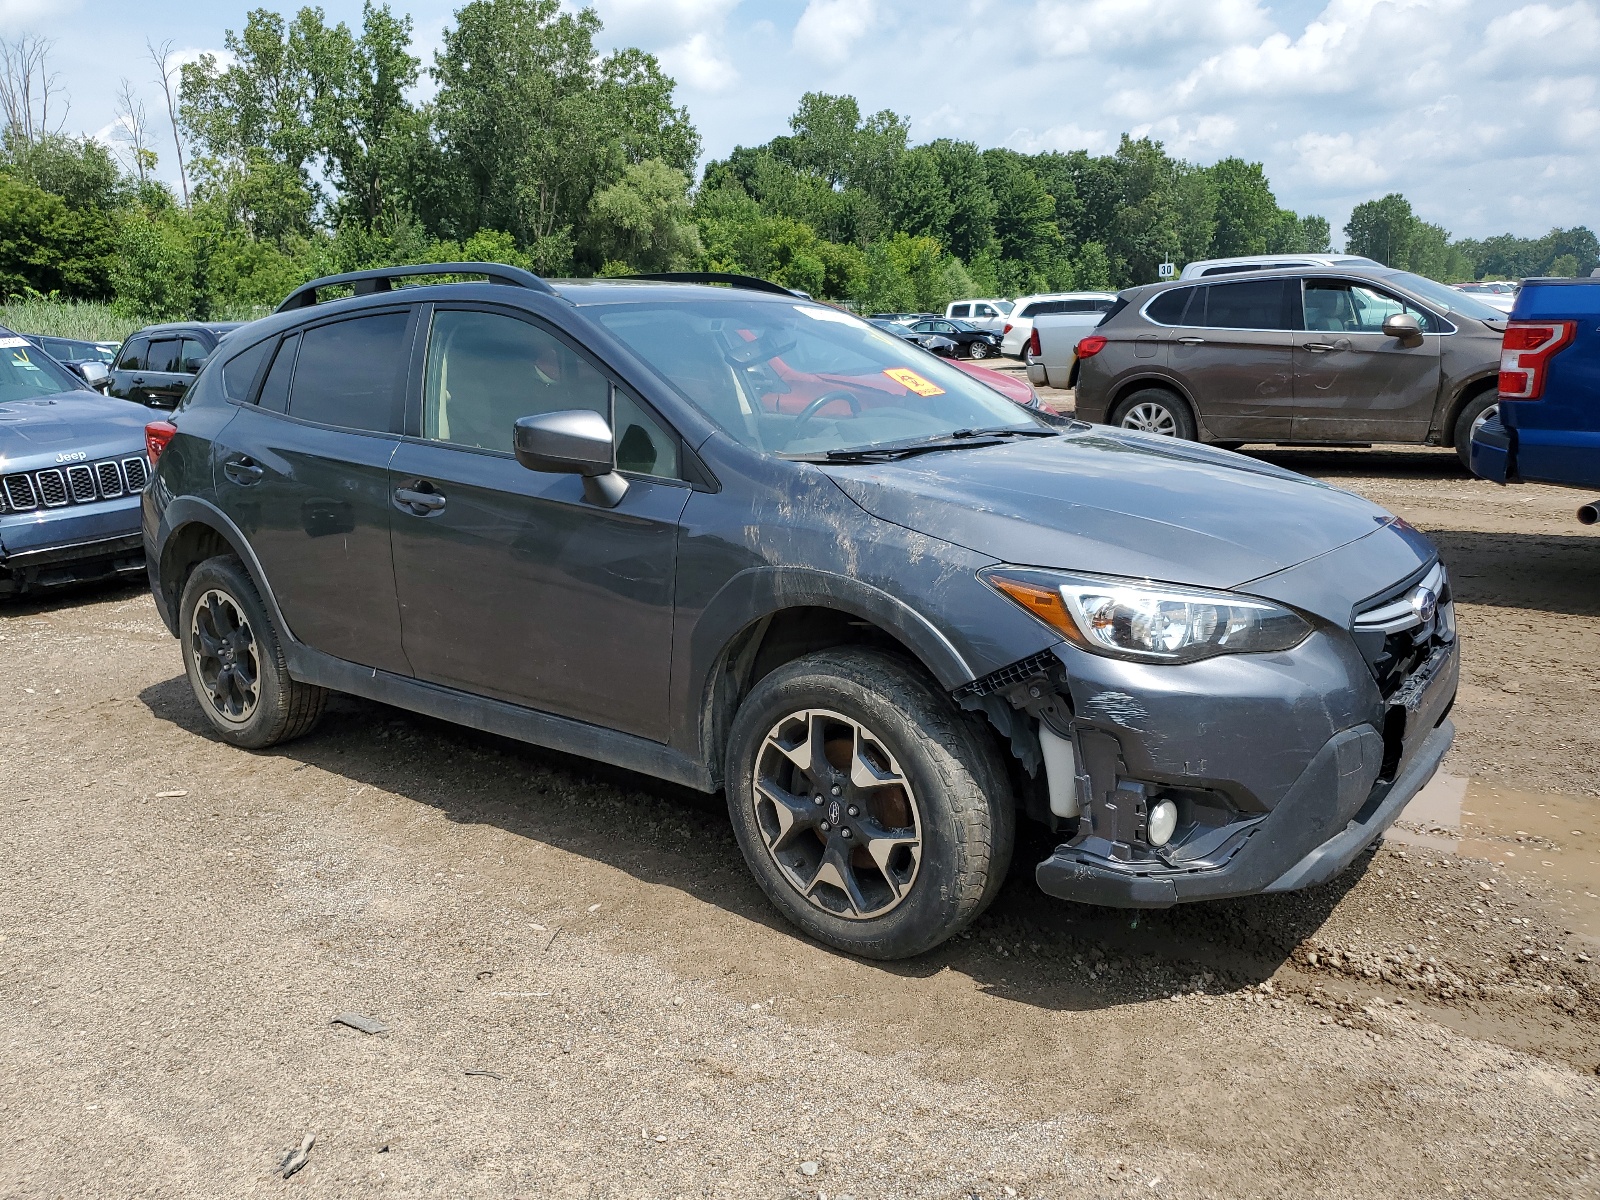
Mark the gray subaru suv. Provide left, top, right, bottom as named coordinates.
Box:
left=144, top=263, right=1458, bottom=959
left=1052, top=266, right=1505, bottom=467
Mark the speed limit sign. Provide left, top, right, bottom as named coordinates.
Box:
left=1158, top=261, right=1176, bottom=278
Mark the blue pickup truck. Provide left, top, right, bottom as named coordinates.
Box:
left=1471, top=273, right=1600, bottom=520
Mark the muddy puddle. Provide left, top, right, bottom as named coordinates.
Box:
left=1394, top=773, right=1600, bottom=938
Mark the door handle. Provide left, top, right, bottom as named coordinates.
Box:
left=394, top=486, right=446, bottom=514
left=223, top=456, right=264, bottom=485
left=131, top=376, right=145, bottom=385
left=1302, top=342, right=1336, bottom=353
left=1175, top=336, right=1205, bottom=345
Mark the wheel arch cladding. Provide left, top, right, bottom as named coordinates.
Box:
left=154, top=499, right=287, bottom=641
left=691, top=568, right=978, bottom=785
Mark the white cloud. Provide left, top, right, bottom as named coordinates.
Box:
left=1475, top=1, right=1600, bottom=68
left=592, top=0, right=743, bottom=41
left=0, top=0, right=74, bottom=21
left=659, top=31, right=739, bottom=92
left=793, top=0, right=878, bottom=65
left=1290, top=131, right=1388, bottom=189
left=1029, top=0, right=1271, bottom=57
left=1005, top=122, right=1119, bottom=155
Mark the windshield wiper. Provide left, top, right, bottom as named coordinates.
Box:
left=789, top=426, right=1057, bottom=464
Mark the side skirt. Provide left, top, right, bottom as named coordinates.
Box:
left=285, top=644, right=715, bottom=793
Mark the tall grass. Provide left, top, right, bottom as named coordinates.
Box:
left=0, top=299, right=139, bottom=342
left=0, top=299, right=273, bottom=343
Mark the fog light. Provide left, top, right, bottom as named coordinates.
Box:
left=1147, top=799, right=1178, bottom=847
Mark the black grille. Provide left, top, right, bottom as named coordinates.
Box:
left=67, top=464, right=97, bottom=501
left=0, top=454, right=148, bottom=513
left=35, top=468, right=67, bottom=505
left=94, top=460, right=124, bottom=497
left=2, top=474, right=36, bottom=510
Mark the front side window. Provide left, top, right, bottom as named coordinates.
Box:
left=145, top=339, right=181, bottom=373
left=422, top=309, right=610, bottom=454
left=1198, top=278, right=1292, bottom=330
left=287, top=312, right=410, bottom=432
left=0, top=335, right=78, bottom=401
left=116, top=337, right=148, bottom=371
left=1303, top=280, right=1433, bottom=333
left=973, top=304, right=997, bottom=318
left=594, top=299, right=1044, bottom=458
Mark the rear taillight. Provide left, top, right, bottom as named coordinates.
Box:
left=1499, top=320, right=1575, bottom=399
left=1002, top=323, right=1013, bottom=335
left=1028, top=327, right=1042, bottom=356
left=145, top=420, right=177, bottom=463
left=1076, top=335, right=1108, bottom=359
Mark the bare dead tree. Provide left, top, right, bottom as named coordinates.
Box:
left=0, top=34, right=68, bottom=145
left=147, top=38, right=189, bottom=207
left=112, top=78, right=155, bottom=184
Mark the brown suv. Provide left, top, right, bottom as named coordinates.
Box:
left=1050, top=267, right=1506, bottom=466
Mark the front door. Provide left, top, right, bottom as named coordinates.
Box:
left=1166, top=277, right=1295, bottom=439
left=1291, top=279, right=1442, bottom=442
left=388, top=305, right=690, bottom=742
left=212, top=309, right=416, bottom=674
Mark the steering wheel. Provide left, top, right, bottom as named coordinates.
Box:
left=789, top=389, right=861, bottom=438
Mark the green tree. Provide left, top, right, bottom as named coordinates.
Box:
left=110, top=211, right=196, bottom=320
left=588, top=158, right=701, bottom=273
left=928, top=139, right=996, bottom=263
left=0, top=172, right=117, bottom=299
left=1343, top=193, right=1420, bottom=268
left=1205, top=157, right=1277, bottom=258
left=981, top=148, right=1058, bottom=287
left=428, top=0, right=699, bottom=271
left=888, top=145, right=952, bottom=244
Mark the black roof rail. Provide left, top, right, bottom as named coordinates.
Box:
left=626, top=271, right=807, bottom=298
left=275, top=261, right=556, bottom=314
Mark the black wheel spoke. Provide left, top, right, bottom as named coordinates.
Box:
left=190, top=590, right=260, bottom=725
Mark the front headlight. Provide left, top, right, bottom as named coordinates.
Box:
left=982, top=567, right=1312, bottom=663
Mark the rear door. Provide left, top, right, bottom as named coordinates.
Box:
left=388, top=303, right=690, bottom=741
left=1291, top=279, right=1441, bottom=442
left=1166, top=277, right=1295, bottom=439
left=140, top=337, right=188, bottom=407
left=211, top=308, right=416, bottom=673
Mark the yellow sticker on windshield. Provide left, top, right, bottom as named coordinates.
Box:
left=883, top=367, right=945, bottom=396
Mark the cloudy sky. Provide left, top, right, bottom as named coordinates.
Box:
left=7, top=0, right=1596, bottom=241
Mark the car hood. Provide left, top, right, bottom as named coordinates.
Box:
left=824, top=425, right=1402, bottom=593
left=0, top=391, right=150, bottom=471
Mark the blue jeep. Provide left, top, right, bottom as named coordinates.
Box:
left=1471, top=273, right=1600, bottom=520
left=0, top=328, right=154, bottom=598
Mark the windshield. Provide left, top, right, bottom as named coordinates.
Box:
left=593, top=299, right=1043, bottom=456
left=0, top=336, right=79, bottom=402
left=1390, top=271, right=1505, bottom=322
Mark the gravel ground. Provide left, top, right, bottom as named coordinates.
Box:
left=2, top=405, right=1598, bottom=1199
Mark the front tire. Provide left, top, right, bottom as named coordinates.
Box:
left=725, top=649, right=1014, bottom=959
left=178, top=555, right=326, bottom=749
left=1453, top=389, right=1498, bottom=471
left=1111, top=388, right=1197, bottom=440
left=968, top=340, right=991, bottom=360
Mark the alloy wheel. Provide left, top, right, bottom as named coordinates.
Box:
left=969, top=341, right=990, bottom=359
left=752, top=708, right=923, bottom=920
left=190, top=589, right=261, bottom=724
left=1121, top=401, right=1179, bottom=437
left=1469, top=401, right=1499, bottom=442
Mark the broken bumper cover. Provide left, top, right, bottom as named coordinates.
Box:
left=1036, top=718, right=1453, bottom=907
left=1469, top=412, right=1512, bottom=484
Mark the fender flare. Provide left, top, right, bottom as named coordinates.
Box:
left=152, top=497, right=297, bottom=642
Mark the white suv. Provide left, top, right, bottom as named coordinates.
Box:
left=1179, top=253, right=1380, bottom=280
left=1000, top=292, right=1119, bottom=358
left=945, top=299, right=1012, bottom=332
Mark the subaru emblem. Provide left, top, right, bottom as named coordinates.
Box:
left=1410, top=587, right=1438, bottom=624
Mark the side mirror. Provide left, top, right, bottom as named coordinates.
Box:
left=1382, top=312, right=1424, bottom=345
left=513, top=409, right=629, bottom=508
left=79, top=361, right=109, bottom=386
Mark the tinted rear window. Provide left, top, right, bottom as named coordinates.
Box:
left=221, top=339, right=275, bottom=403
left=1144, top=288, right=1194, bottom=325
left=1198, top=278, right=1292, bottom=330
left=257, top=334, right=299, bottom=413
left=286, top=312, right=410, bottom=432
left=145, top=339, right=181, bottom=373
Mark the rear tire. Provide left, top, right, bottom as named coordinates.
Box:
left=725, top=649, right=1014, bottom=959
left=178, top=555, right=326, bottom=749
left=1111, top=388, right=1197, bottom=440
left=1453, top=389, right=1498, bottom=472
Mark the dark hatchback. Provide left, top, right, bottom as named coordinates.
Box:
left=144, top=264, right=1458, bottom=959
left=109, top=322, right=242, bottom=408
